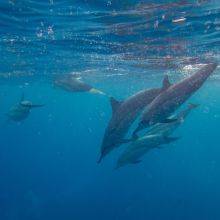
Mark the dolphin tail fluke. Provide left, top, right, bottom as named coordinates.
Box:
left=89, top=88, right=106, bottom=96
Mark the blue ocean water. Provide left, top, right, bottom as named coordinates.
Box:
left=0, top=0, right=220, bottom=219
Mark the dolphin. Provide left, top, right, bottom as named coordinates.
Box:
left=98, top=75, right=171, bottom=163
left=54, top=74, right=105, bottom=95
left=6, top=94, right=44, bottom=122
left=133, top=63, right=217, bottom=137
left=146, top=103, right=199, bottom=137
left=116, top=134, right=179, bottom=169
left=115, top=103, right=198, bottom=169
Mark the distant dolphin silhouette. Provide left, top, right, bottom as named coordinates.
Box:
left=6, top=94, right=44, bottom=122
left=133, top=63, right=217, bottom=138
left=54, top=74, right=105, bottom=95
left=98, top=75, right=171, bottom=163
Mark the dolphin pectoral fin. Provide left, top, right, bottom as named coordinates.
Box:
left=164, top=136, right=180, bottom=144
left=162, top=75, right=171, bottom=90
left=110, top=97, right=122, bottom=114
left=131, top=160, right=142, bottom=164
left=161, top=118, right=178, bottom=123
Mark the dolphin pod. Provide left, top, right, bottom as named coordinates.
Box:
left=6, top=94, right=44, bottom=122
left=97, top=75, right=171, bottom=163
left=2, top=62, right=218, bottom=169
left=116, top=103, right=199, bottom=169
left=54, top=74, right=106, bottom=95
left=132, top=63, right=217, bottom=138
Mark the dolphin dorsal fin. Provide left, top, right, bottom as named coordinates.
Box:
left=162, top=75, right=171, bottom=90
left=110, top=97, right=121, bottom=113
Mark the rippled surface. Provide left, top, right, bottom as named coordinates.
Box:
left=1, top=0, right=220, bottom=78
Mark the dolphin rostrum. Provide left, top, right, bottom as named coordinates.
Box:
left=133, top=63, right=217, bottom=137
left=98, top=75, right=171, bottom=163
left=6, top=94, right=44, bottom=122
left=54, top=74, right=105, bottom=95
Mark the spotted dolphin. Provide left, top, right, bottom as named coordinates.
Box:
left=116, top=134, right=179, bottom=169
left=6, top=94, right=44, bottom=122
left=98, top=75, right=171, bottom=163
left=54, top=74, right=105, bottom=95
left=133, top=63, right=217, bottom=137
